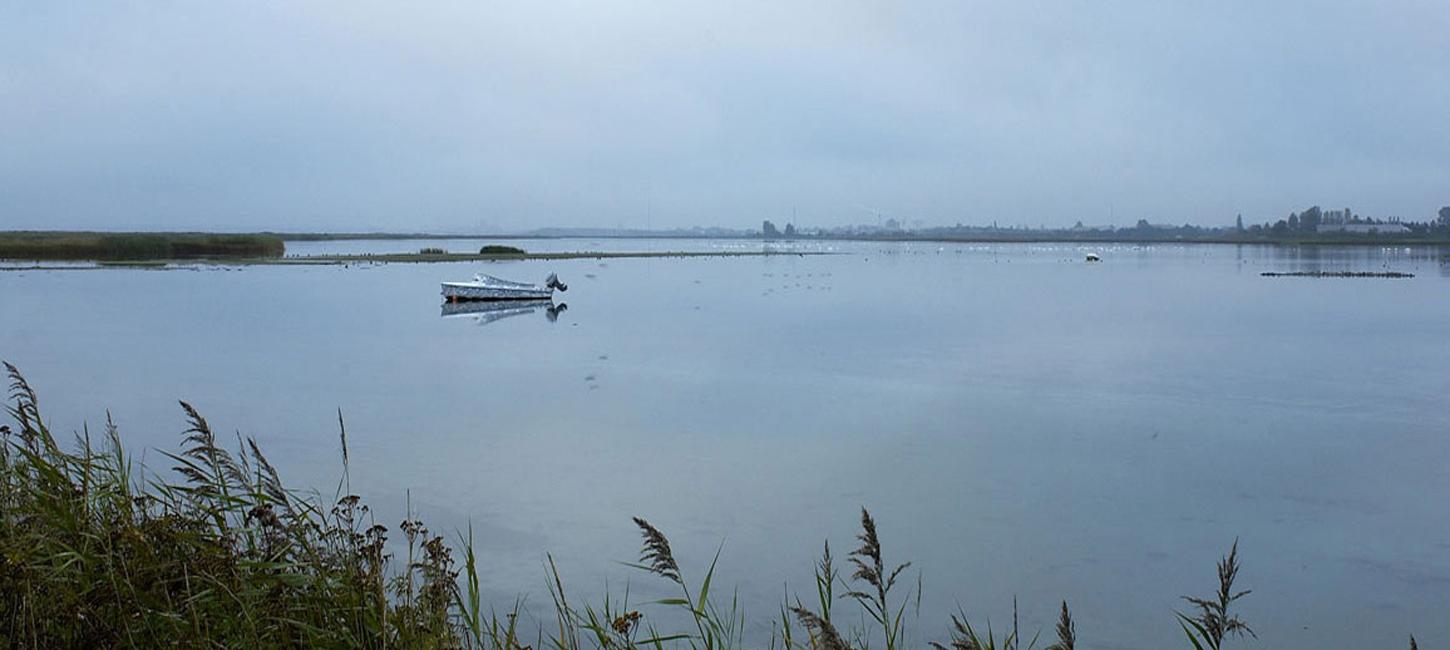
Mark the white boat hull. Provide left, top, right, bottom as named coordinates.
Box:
left=441, top=282, right=553, bottom=301
left=441, top=273, right=565, bottom=302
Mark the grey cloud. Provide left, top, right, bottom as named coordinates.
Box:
left=1, top=0, right=1446, bottom=232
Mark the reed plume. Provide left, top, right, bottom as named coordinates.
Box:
left=791, top=605, right=849, bottom=650
left=245, top=437, right=288, bottom=509
left=1178, top=539, right=1254, bottom=650
left=1046, top=601, right=1075, bottom=650
left=4, top=361, right=37, bottom=415
left=846, top=508, right=912, bottom=650
left=4, top=360, right=46, bottom=450
left=632, top=516, right=681, bottom=584
left=929, top=614, right=985, bottom=650
left=814, top=540, right=839, bottom=623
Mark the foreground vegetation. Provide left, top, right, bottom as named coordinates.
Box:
left=0, top=231, right=285, bottom=260
left=0, top=362, right=1422, bottom=649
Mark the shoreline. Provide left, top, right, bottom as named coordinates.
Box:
left=287, top=233, right=1450, bottom=247
left=0, top=249, right=834, bottom=271
left=4, top=231, right=1448, bottom=267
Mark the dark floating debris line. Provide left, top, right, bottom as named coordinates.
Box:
left=1260, top=270, right=1414, bottom=278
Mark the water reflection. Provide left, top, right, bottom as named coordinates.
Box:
left=1253, top=243, right=1450, bottom=276
left=439, top=299, right=568, bottom=325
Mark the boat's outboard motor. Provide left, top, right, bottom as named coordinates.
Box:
left=546, top=273, right=568, bottom=292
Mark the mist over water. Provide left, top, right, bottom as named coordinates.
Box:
left=3, top=240, right=1449, bottom=648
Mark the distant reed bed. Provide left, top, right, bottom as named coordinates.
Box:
left=0, top=232, right=285, bottom=260
left=0, top=361, right=1420, bottom=649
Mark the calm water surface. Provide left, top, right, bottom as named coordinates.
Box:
left=4, top=240, right=1449, bottom=649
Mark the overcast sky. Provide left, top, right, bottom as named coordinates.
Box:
left=1, top=1, right=1447, bottom=232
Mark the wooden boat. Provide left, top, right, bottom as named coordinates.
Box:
left=441, top=273, right=567, bottom=302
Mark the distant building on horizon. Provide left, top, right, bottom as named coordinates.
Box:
left=1317, top=222, right=1410, bottom=234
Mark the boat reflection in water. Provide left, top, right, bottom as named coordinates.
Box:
left=440, top=299, right=567, bottom=326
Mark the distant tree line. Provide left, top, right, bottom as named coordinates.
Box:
left=761, top=220, right=798, bottom=239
